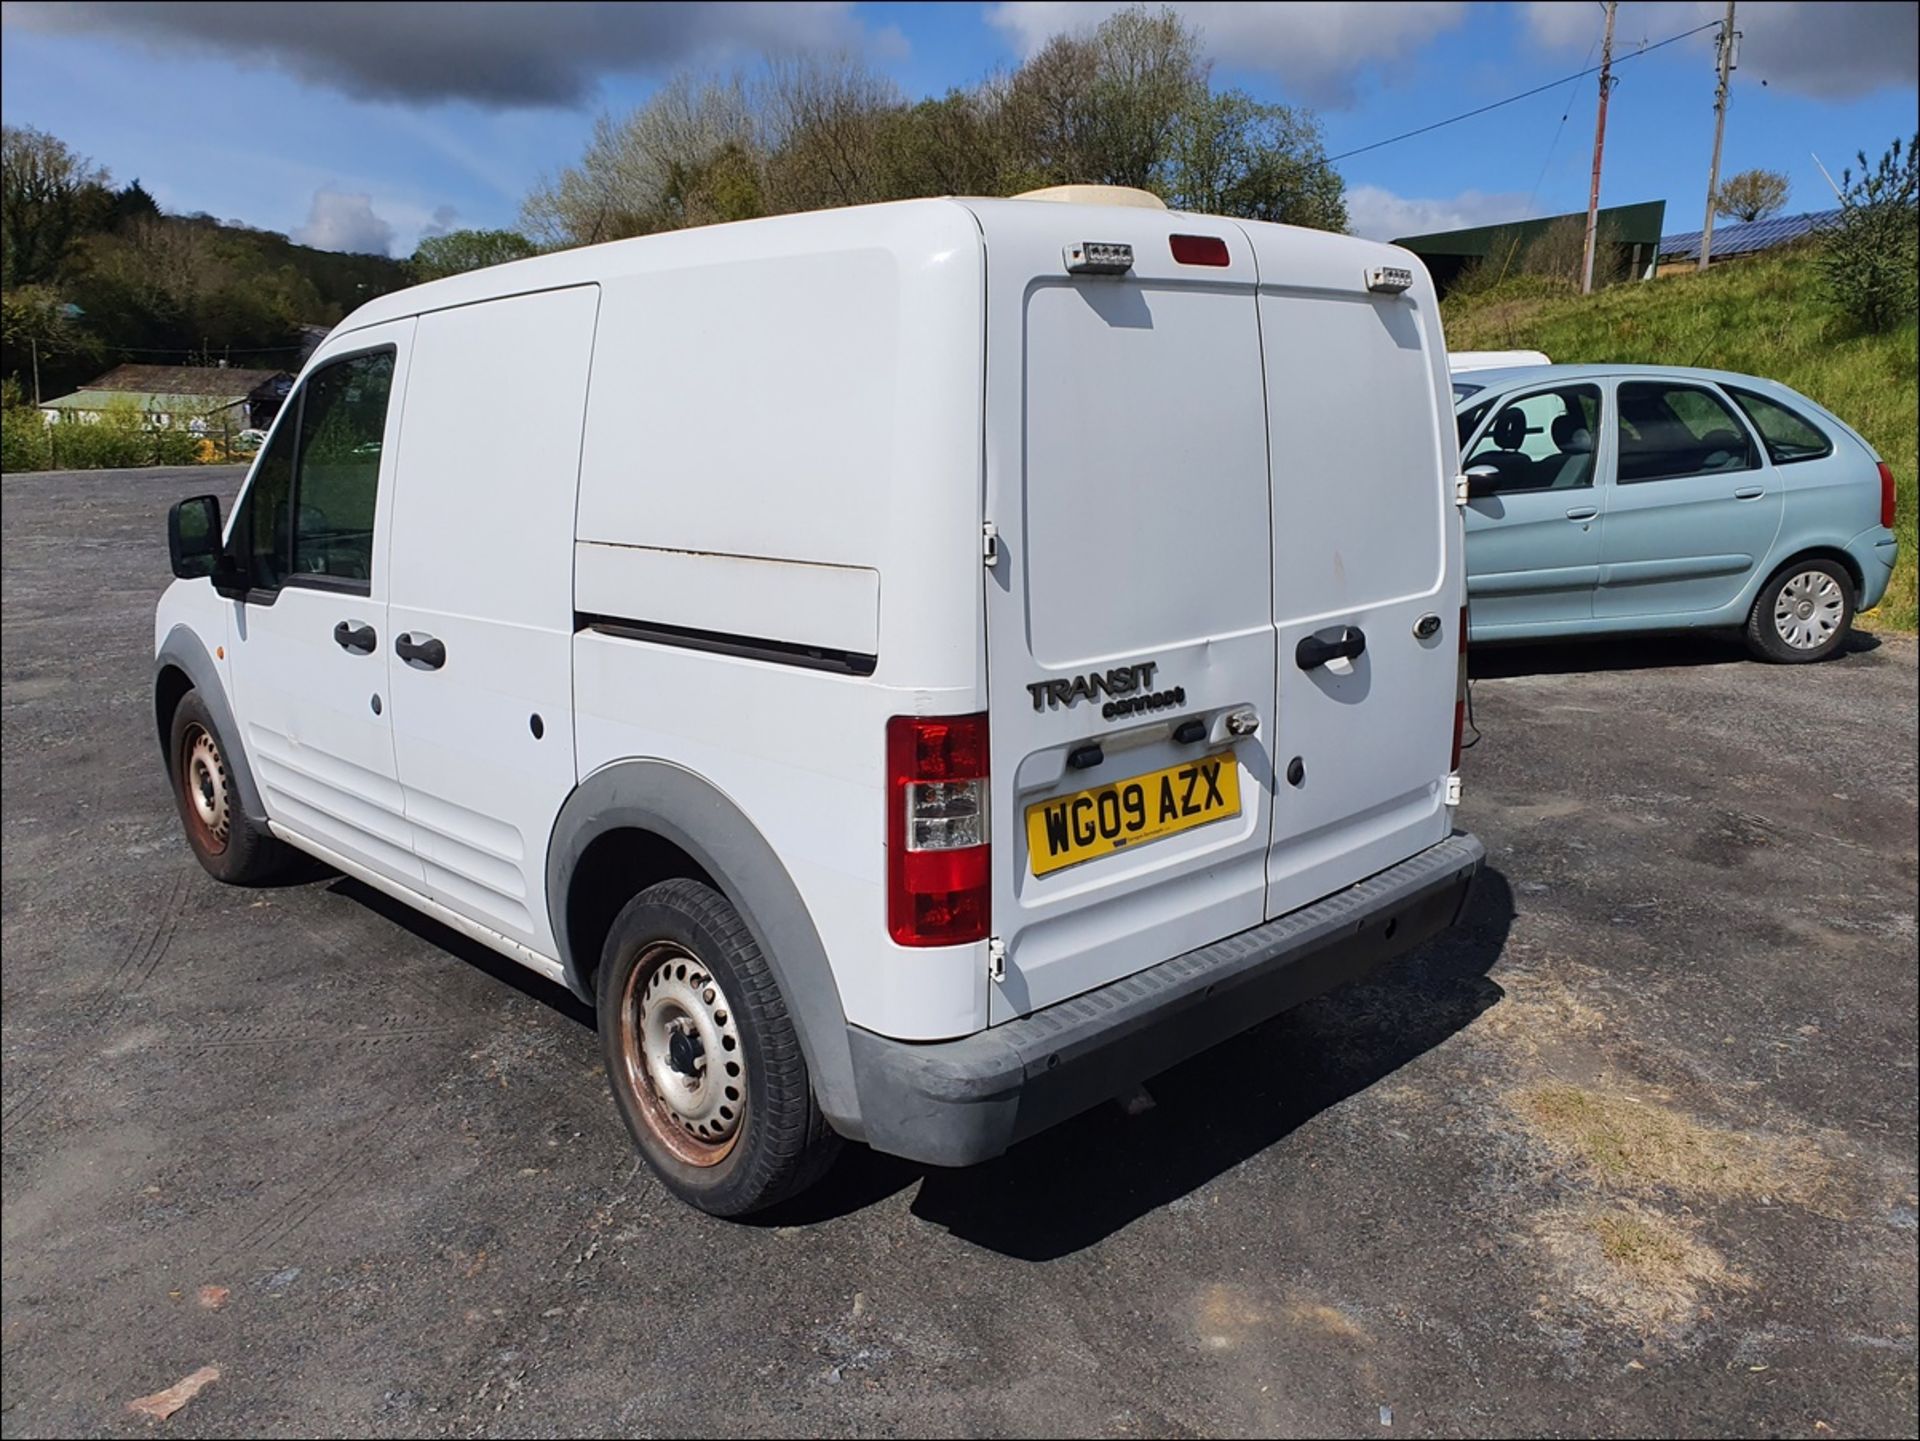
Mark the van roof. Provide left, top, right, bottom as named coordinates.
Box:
left=335, top=197, right=1429, bottom=339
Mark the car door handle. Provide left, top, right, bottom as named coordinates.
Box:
left=332, top=620, right=376, bottom=654
left=1733, top=485, right=1766, bottom=500
left=1296, top=625, right=1366, bottom=670
left=1565, top=505, right=1599, bottom=521
left=395, top=632, right=446, bottom=670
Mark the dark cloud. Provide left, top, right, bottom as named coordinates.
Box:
left=1525, top=2, right=1917, bottom=102
left=3, top=1, right=899, bottom=107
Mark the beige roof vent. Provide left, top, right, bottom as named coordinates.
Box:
left=1013, top=184, right=1168, bottom=210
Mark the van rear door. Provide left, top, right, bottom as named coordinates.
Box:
left=970, top=202, right=1278, bottom=1022
left=1243, top=234, right=1460, bottom=918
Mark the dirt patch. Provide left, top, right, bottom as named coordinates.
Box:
left=1536, top=1200, right=1750, bottom=1332
left=1282, top=1296, right=1372, bottom=1347
left=1514, top=1083, right=1835, bottom=1211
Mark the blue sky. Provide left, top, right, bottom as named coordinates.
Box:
left=2, top=1, right=1914, bottom=254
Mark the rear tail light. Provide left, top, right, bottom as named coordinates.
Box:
left=1170, top=233, right=1230, bottom=267
left=1880, top=462, right=1897, bottom=529
left=887, top=713, right=990, bottom=947
left=1451, top=605, right=1469, bottom=771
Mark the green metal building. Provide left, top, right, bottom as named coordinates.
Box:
left=1393, top=200, right=1667, bottom=296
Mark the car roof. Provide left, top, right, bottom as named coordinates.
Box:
left=1454, top=362, right=1798, bottom=398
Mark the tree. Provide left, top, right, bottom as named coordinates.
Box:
left=409, top=228, right=538, bottom=281
left=1713, top=169, right=1790, bottom=224
left=1, top=124, right=109, bottom=287
left=1818, top=135, right=1918, bottom=333
left=1168, top=91, right=1346, bottom=231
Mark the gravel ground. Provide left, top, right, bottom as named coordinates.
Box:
left=3, top=464, right=1916, bottom=1439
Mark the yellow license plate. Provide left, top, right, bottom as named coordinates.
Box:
left=1026, top=752, right=1241, bottom=877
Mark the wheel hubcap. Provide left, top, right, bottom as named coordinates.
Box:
left=1772, top=571, right=1844, bottom=651
left=618, top=944, right=745, bottom=1166
left=181, top=724, right=230, bottom=852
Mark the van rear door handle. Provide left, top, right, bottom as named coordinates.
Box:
left=1296, top=626, right=1366, bottom=670
left=395, top=632, right=446, bottom=670
left=1565, top=504, right=1599, bottom=521
left=1733, top=485, right=1765, bottom=500
left=332, top=620, right=376, bottom=654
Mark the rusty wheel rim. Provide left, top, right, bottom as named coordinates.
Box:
left=179, top=722, right=230, bottom=855
left=617, top=942, right=744, bottom=1167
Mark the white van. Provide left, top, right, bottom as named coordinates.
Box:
left=156, top=194, right=1483, bottom=1215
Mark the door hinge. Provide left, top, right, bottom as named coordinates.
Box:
left=982, top=520, right=1000, bottom=567
left=988, top=936, right=1006, bottom=982
left=1454, top=473, right=1470, bottom=507
left=1446, top=773, right=1464, bottom=806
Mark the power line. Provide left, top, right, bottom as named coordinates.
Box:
left=1324, top=19, right=1723, bottom=167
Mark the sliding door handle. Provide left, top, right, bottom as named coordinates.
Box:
left=395, top=632, right=446, bottom=670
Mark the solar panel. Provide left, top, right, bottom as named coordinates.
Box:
left=1658, top=208, right=1842, bottom=261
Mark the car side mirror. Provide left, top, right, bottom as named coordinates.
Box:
left=1464, top=464, right=1502, bottom=499
left=168, top=494, right=222, bottom=580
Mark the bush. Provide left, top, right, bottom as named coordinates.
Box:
left=1, top=395, right=204, bottom=472
left=1818, top=135, right=1919, bottom=334
left=1, top=398, right=51, bottom=471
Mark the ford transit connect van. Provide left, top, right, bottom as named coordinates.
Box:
left=156, top=193, right=1484, bottom=1215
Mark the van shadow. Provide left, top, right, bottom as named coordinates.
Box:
left=1469, top=628, right=1880, bottom=680
left=765, top=866, right=1516, bottom=1260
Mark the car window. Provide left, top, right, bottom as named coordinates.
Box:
left=289, top=350, right=393, bottom=590
left=1451, top=380, right=1484, bottom=403
left=1616, top=381, right=1757, bottom=483
left=1456, top=399, right=1492, bottom=450
left=1464, top=385, right=1601, bottom=494
left=240, top=412, right=297, bottom=590
left=1726, top=386, right=1833, bottom=464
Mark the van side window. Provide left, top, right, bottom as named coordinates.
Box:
left=1726, top=385, right=1833, bottom=464
left=1463, top=385, right=1600, bottom=494
left=289, top=350, right=394, bottom=591
left=234, top=348, right=395, bottom=595
left=1616, top=381, right=1757, bottom=483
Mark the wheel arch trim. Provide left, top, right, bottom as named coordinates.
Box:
left=154, top=624, right=266, bottom=826
left=544, top=759, right=864, bottom=1139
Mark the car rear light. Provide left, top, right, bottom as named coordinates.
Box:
left=1880, top=462, right=1897, bottom=529
left=1170, top=233, right=1230, bottom=267
left=887, top=713, right=990, bottom=947
left=1451, top=605, right=1469, bottom=771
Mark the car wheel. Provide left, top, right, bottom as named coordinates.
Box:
left=597, top=878, right=840, bottom=1217
left=1744, top=559, right=1855, bottom=663
left=168, top=690, right=293, bottom=883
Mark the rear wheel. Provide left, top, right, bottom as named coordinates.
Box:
left=167, top=690, right=292, bottom=883
left=596, top=878, right=839, bottom=1216
left=1745, top=559, right=1854, bottom=663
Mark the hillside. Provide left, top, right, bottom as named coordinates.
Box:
left=1443, top=248, right=1917, bottom=631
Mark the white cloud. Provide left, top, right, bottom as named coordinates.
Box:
left=1345, top=184, right=1535, bottom=241
left=1521, top=1, right=1916, bottom=101
left=986, top=1, right=1468, bottom=106
left=3, top=1, right=903, bottom=107
left=417, top=204, right=459, bottom=242
left=293, top=189, right=396, bottom=255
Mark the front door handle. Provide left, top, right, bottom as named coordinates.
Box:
left=395, top=632, right=446, bottom=670
left=1733, top=485, right=1766, bottom=500
left=1296, top=625, right=1366, bottom=670
left=1565, top=504, right=1599, bottom=521
left=332, top=620, right=376, bottom=654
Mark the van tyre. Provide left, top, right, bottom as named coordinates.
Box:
left=597, top=878, right=840, bottom=1217
left=168, top=689, right=292, bottom=884
left=1745, top=558, right=1854, bottom=663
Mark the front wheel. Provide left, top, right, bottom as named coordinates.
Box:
left=596, top=878, right=840, bottom=1217
left=168, top=690, right=292, bottom=884
left=1744, top=559, right=1855, bottom=663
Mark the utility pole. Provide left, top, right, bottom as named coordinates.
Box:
left=29, top=337, right=41, bottom=407
left=1699, top=1, right=1738, bottom=271
left=1581, top=1, right=1618, bottom=295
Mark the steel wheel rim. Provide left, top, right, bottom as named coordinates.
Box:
left=1772, top=570, right=1845, bottom=650
left=617, top=942, right=744, bottom=1167
left=180, top=723, right=230, bottom=853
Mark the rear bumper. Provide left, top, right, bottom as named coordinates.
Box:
left=1848, top=526, right=1898, bottom=612
left=847, top=830, right=1485, bottom=1167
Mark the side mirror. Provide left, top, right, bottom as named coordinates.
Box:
left=168, top=495, right=222, bottom=580
left=1464, top=464, right=1502, bottom=499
